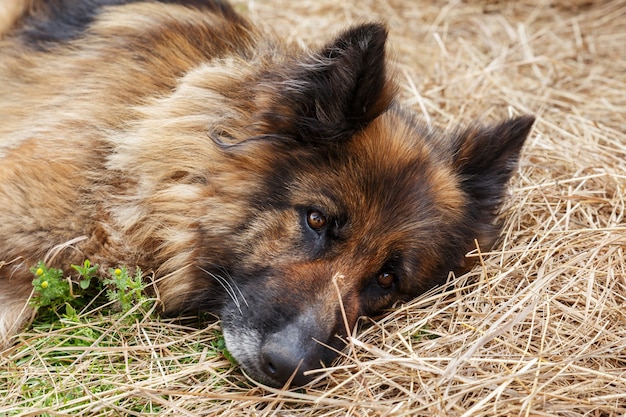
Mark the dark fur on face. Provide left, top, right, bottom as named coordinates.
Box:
left=0, top=0, right=534, bottom=387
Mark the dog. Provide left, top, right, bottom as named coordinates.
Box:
left=0, top=0, right=534, bottom=387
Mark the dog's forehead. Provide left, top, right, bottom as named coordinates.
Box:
left=342, top=113, right=464, bottom=215
left=284, top=111, right=466, bottom=238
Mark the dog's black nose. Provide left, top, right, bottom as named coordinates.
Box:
left=261, top=337, right=317, bottom=387
left=254, top=308, right=343, bottom=387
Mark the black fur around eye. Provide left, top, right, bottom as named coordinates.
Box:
left=306, top=209, right=327, bottom=231
left=377, top=272, right=395, bottom=289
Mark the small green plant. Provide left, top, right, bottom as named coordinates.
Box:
left=212, top=332, right=237, bottom=365
left=102, top=266, right=149, bottom=311
left=31, top=262, right=72, bottom=310
left=30, top=261, right=96, bottom=330
left=30, top=260, right=100, bottom=318
left=412, top=325, right=440, bottom=341
left=71, top=259, right=100, bottom=290
left=30, top=260, right=151, bottom=323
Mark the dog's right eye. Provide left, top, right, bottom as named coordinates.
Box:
left=306, top=209, right=327, bottom=231
left=377, top=272, right=395, bottom=289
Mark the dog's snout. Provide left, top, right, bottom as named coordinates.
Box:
left=255, top=308, right=341, bottom=387
left=261, top=334, right=316, bottom=386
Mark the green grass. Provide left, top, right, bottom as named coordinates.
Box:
left=0, top=261, right=241, bottom=416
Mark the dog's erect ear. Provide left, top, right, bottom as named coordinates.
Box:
left=452, top=114, right=535, bottom=230
left=254, top=23, right=395, bottom=143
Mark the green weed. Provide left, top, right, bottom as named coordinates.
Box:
left=102, top=266, right=149, bottom=312
left=30, top=260, right=152, bottom=321
left=30, top=261, right=72, bottom=310
left=0, top=260, right=236, bottom=416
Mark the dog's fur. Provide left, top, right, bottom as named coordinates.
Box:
left=0, top=0, right=534, bottom=386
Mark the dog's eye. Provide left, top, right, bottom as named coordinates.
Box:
left=377, top=272, right=395, bottom=289
left=306, top=210, right=327, bottom=230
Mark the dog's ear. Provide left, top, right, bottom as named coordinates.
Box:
left=452, top=115, right=535, bottom=237
left=254, top=23, right=395, bottom=143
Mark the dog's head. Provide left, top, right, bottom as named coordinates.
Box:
left=209, top=24, right=534, bottom=387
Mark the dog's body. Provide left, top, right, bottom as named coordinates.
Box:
left=0, top=0, right=533, bottom=386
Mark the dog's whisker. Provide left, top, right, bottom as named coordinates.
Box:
left=197, top=266, right=244, bottom=313
left=214, top=265, right=249, bottom=309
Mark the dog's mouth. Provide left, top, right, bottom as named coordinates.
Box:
left=221, top=306, right=345, bottom=387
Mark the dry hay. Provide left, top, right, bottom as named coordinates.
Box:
left=1, top=0, right=625, bottom=415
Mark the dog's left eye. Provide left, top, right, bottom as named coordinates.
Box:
left=306, top=209, right=327, bottom=231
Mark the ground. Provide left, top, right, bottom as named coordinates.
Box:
left=1, top=0, right=625, bottom=415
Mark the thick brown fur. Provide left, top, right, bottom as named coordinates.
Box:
left=0, top=0, right=534, bottom=387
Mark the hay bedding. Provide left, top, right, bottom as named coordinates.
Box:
left=1, top=0, right=625, bottom=415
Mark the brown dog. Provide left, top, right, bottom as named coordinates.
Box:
left=0, top=0, right=534, bottom=386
